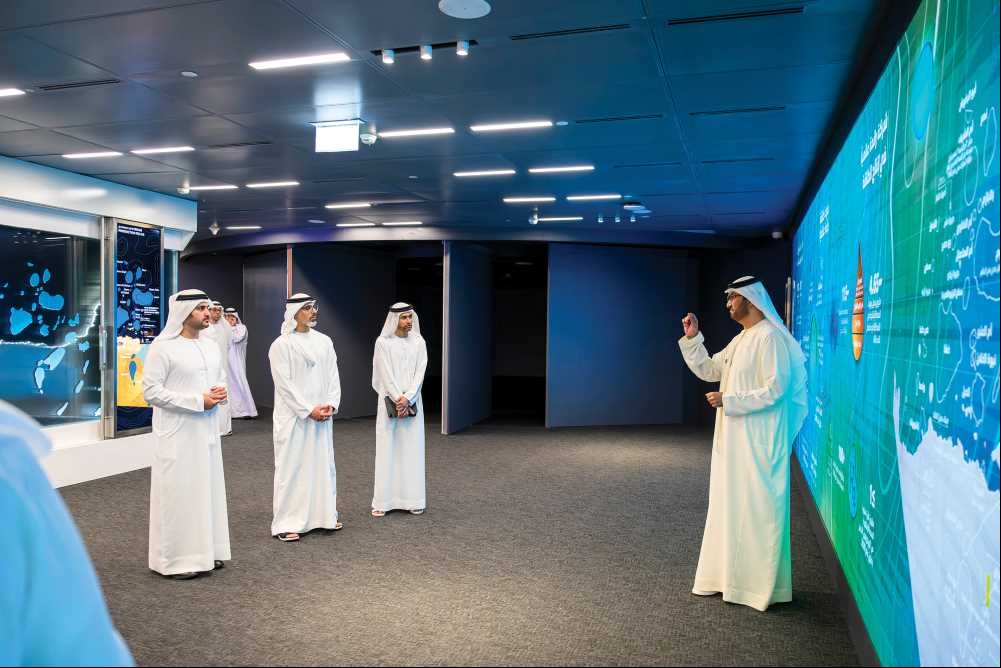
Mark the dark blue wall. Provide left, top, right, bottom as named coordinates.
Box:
left=442, top=242, right=493, bottom=434
left=292, top=245, right=397, bottom=420
left=546, top=244, right=698, bottom=428
left=241, top=250, right=287, bottom=411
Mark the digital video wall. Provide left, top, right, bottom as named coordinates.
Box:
left=791, top=0, right=999, bottom=665
left=0, top=226, right=102, bottom=425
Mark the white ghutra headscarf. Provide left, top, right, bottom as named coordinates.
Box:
left=378, top=302, right=422, bottom=339
left=154, top=289, right=210, bottom=342
left=725, top=276, right=808, bottom=433
left=280, top=293, right=316, bottom=336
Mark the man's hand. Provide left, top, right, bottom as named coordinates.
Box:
left=395, top=396, right=410, bottom=417
left=682, top=312, right=700, bottom=338
left=203, top=387, right=227, bottom=409
left=309, top=405, right=333, bottom=421
left=705, top=392, right=723, bottom=408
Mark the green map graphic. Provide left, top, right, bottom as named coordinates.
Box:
left=792, top=0, right=999, bottom=665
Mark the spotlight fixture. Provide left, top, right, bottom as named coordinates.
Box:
left=614, top=214, right=621, bottom=223
left=420, top=44, right=433, bottom=60
left=629, top=214, right=636, bottom=223
left=208, top=221, right=220, bottom=236
left=307, top=219, right=325, bottom=224
left=382, top=49, right=395, bottom=64
left=180, top=70, right=199, bottom=78
left=456, top=40, right=470, bottom=56
left=772, top=230, right=784, bottom=239
left=597, top=215, right=604, bottom=224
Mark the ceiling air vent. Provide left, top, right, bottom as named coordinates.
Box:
left=510, top=24, right=630, bottom=40
left=37, top=78, right=121, bottom=91
left=690, top=105, right=786, bottom=116
left=701, top=157, right=775, bottom=164
left=575, top=113, right=663, bottom=124
left=668, top=7, right=803, bottom=26
left=205, top=140, right=272, bottom=149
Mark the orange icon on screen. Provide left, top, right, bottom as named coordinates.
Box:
left=851, top=245, right=865, bottom=362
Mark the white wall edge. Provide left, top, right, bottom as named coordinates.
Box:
left=41, top=431, right=153, bottom=488
left=0, top=154, right=196, bottom=233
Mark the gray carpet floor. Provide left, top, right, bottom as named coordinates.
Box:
left=59, top=416, right=859, bottom=667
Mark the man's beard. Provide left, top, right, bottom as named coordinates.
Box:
left=729, top=301, right=750, bottom=321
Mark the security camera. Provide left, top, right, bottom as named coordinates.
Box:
left=359, top=122, right=378, bottom=146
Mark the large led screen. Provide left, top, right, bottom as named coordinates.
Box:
left=791, top=0, right=999, bottom=665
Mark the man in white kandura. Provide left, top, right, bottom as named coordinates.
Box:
left=224, top=307, right=258, bottom=419
left=268, top=293, right=343, bottom=542
left=203, top=300, right=233, bottom=436
left=142, top=289, right=231, bottom=580
left=371, top=303, right=428, bottom=517
left=678, top=276, right=808, bottom=611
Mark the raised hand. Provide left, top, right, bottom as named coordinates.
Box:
left=682, top=312, right=700, bottom=338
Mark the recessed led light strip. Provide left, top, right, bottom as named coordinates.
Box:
left=537, top=216, right=583, bottom=222
left=246, top=180, right=300, bottom=188
left=529, top=165, right=594, bottom=173
left=379, top=127, right=455, bottom=138
left=131, top=145, right=194, bottom=155
left=226, top=225, right=261, bottom=230
left=453, top=169, right=516, bottom=177
left=336, top=222, right=376, bottom=228
left=62, top=151, right=122, bottom=159
left=383, top=221, right=423, bottom=226
left=503, top=196, right=555, bottom=204
left=325, top=201, right=372, bottom=209
left=566, top=194, right=621, bottom=201
left=188, top=184, right=238, bottom=191
left=471, top=120, right=553, bottom=132
left=249, top=52, right=351, bottom=70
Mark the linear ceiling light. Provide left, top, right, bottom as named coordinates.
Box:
left=188, top=184, right=239, bottom=191
left=246, top=180, right=300, bottom=188
left=130, top=145, right=195, bottom=155
left=529, top=165, right=594, bottom=174
left=225, top=225, right=261, bottom=230
left=470, top=120, right=553, bottom=132
left=537, top=216, right=583, bottom=222
left=378, top=127, right=455, bottom=138
left=566, top=194, right=621, bottom=201
left=0, top=88, right=26, bottom=97
left=325, top=201, right=372, bottom=209
left=336, top=222, right=376, bottom=227
left=503, top=196, right=555, bottom=203
left=453, top=169, right=516, bottom=177
left=383, top=221, right=423, bottom=226
left=249, top=52, right=350, bottom=70
left=62, top=151, right=122, bottom=159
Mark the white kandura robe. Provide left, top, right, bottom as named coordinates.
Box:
left=142, top=335, right=231, bottom=575
left=203, top=321, right=233, bottom=435
left=372, top=334, right=428, bottom=512
left=678, top=319, right=805, bottom=611
left=268, top=329, right=341, bottom=535
left=227, top=323, right=258, bottom=418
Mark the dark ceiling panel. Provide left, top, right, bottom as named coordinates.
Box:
left=0, top=115, right=38, bottom=133
left=288, top=0, right=646, bottom=51
left=0, top=82, right=208, bottom=127
left=0, top=0, right=203, bottom=30
left=0, top=33, right=116, bottom=86
left=0, top=129, right=116, bottom=157
left=22, top=0, right=348, bottom=76
left=54, top=116, right=261, bottom=151
left=138, top=63, right=408, bottom=116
